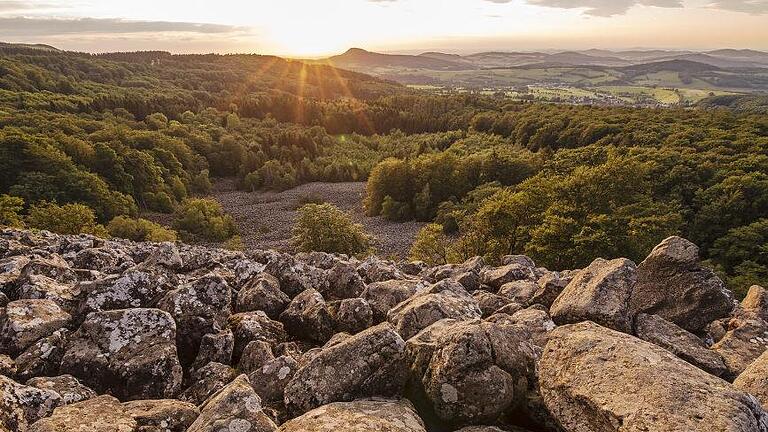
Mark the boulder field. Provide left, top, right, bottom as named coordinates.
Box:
left=1, top=228, right=767, bottom=431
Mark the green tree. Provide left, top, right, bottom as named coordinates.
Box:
left=107, top=216, right=177, bottom=242
left=0, top=194, right=24, bottom=228
left=410, top=224, right=452, bottom=265
left=292, top=203, right=372, bottom=255
left=173, top=198, right=237, bottom=242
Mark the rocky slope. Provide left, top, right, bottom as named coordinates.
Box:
left=1, top=228, right=767, bottom=431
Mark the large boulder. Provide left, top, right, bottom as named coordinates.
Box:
left=1, top=375, right=61, bottom=432
left=711, top=317, right=768, bottom=380
left=279, top=289, right=335, bottom=344
left=628, top=236, right=734, bottom=332
left=248, top=355, right=298, bottom=403
left=27, top=395, right=136, bottom=432
left=278, top=399, right=426, bottom=432
left=19, top=256, right=77, bottom=285
left=387, top=280, right=481, bottom=340
left=550, top=258, right=637, bottom=333
left=635, top=313, right=727, bottom=376
left=157, top=274, right=233, bottom=364
left=180, top=362, right=237, bottom=406
left=59, top=308, right=182, bottom=400
left=743, top=285, right=768, bottom=321
left=0, top=299, right=71, bottom=356
left=228, top=311, right=287, bottom=361
left=283, top=323, right=407, bottom=415
left=362, top=279, right=424, bottom=323
left=264, top=254, right=328, bottom=298
left=79, top=267, right=175, bottom=316
left=14, top=329, right=70, bottom=380
left=734, top=350, right=768, bottom=410
left=191, top=329, right=234, bottom=371
left=16, top=275, right=79, bottom=315
left=235, top=273, right=289, bottom=318
left=540, top=321, right=768, bottom=431
left=122, top=399, right=200, bottom=432
left=325, top=262, right=366, bottom=300
left=328, top=298, right=373, bottom=334
left=479, top=263, right=536, bottom=290
left=187, top=374, right=277, bottom=432
left=405, top=319, right=538, bottom=425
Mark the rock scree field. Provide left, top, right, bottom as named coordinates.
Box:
left=1, top=228, right=768, bottom=431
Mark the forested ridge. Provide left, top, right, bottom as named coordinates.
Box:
left=0, top=45, right=766, bottom=296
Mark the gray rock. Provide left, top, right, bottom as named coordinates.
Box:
left=279, top=289, right=335, bottom=344
left=0, top=354, right=15, bottom=378
left=635, top=313, right=727, bottom=376
left=284, top=323, right=407, bottom=415
left=628, top=236, right=734, bottom=332
left=228, top=311, right=287, bottom=361
left=550, top=258, right=637, bottom=333
left=238, top=341, right=275, bottom=374
left=0, top=375, right=61, bottom=431
left=25, top=375, right=96, bottom=405
left=14, top=329, right=70, bottom=380
left=249, top=355, right=298, bottom=403
left=0, top=299, right=71, bottom=356
left=472, top=291, right=514, bottom=318
left=328, top=297, right=373, bottom=334
left=325, top=262, right=366, bottom=300
left=191, top=329, right=234, bottom=371
left=181, top=362, right=237, bottom=406
left=540, top=321, right=768, bottom=432
left=387, top=280, right=481, bottom=340
left=187, top=374, right=277, bottom=432
left=236, top=273, right=289, bottom=318
left=278, top=399, right=426, bottom=432
left=16, top=275, right=80, bottom=315
left=60, top=308, right=182, bottom=400
left=480, top=263, right=536, bottom=290
left=362, top=279, right=424, bottom=323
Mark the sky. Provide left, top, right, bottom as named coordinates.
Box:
left=0, top=0, right=767, bottom=56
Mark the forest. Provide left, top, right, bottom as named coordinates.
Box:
left=0, top=44, right=766, bottom=296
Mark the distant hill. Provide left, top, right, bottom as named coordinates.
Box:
left=621, top=59, right=722, bottom=74
left=325, top=48, right=472, bottom=71
left=0, top=42, right=60, bottom=52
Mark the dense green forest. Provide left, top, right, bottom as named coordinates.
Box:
left=0, top=45, right=766, bottom=296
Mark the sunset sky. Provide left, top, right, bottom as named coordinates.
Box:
left=0, top=0, right=766, bottom=56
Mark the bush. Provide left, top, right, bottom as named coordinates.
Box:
left=190, top=170, right=212, bottom=195
left=173, top=198, right=237, bottom=242
left=0, top=194, right=24, bottom=228
left=27, top=201, right=107, bottom=237
left=107, top=216, right=177, bottom=242
left=410, top=224, right=452, bottom=265
left=292, top=203, right=372, bottom=255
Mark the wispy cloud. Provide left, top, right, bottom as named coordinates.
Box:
left=0, top=17, right=246, bottom=37
left=707, top=0, right=768, bottom=14
left=486, top=0, right=683, bottom=16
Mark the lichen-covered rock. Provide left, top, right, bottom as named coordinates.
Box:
left=635, top=313, right=727, bottom=376
left=328, top=297, right=373, bottom=334
left=743, top=285, right=768, bottom=322
left=72, top=247, right=133, bottom=273
left=503, top=306, right=556, bottom=348
left=16, top=275, right=80, bottom=315
left=388, top=280, right=481, bottom=340
left=529, top=272, right=571, bottom=308
left=362, top=279, right=423, bottom=323
left=181, top=362, right=237, bottom=406
left=628, top=236, right=734, bottom=332
left=229, top=311, right=287, bottom=361
left=278, top=399, right=426, bottom=432
left=79, top=267, right=175, bottom=316
left=248, top=355, right=298, bottom=403
left=157, top=273, right=232, bottom=364
left=25, top=375, right=96, bottom=405
left=19, top=256, right=77, bottom=285
left=14, top=329, right=69, bottom=380
left=187, top=374, right=277, bottom=432
left=238, top=341, right=275, bottom=374
left=1, top=375, right=61, bottom=431
left=540, top=321, right=768, bottom=432
left=284, top=323, right=407, bottom=415
left=264, top=254, right=328, bottom=298
left=325, top=262, right=366, bottom=300
left=406, top=319, right=538, bottom=425
left=59, top=308, right=182, bottom=400
left=0, top=354, right=15, bottom=378
left=498, top=280, right=538, bottom=306
left=711, top=317, right=768, bottom=380
left=734, top=350, right=768, bottom=410
left=27, top=395, right=136, bottom=432
left=0, top=299, right=71, bottom=356
left=357, top=256, right=405, bottom=283
left=279, top=289, right=335, bottom=344
left=236, top=273, right=289, bottom=318
left=479, top=263, right=536, bottom=290
left=191, top=329, right=234, bottom=371
left=550, top=258, right=637, bottom=333
left=122, top=399, right=200, bottom=432
left=473, top=291, right=514, bottom=318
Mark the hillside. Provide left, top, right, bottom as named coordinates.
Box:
left=1, top=228, right=767, bottom=431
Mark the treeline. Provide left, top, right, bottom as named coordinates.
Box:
left=367, top=104, right=768, bottom=297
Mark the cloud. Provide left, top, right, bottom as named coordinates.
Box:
left=485, top=0, right=682, bottom=16
left=0, top=1, right=58, bottom=13
left=707, top=0, right=768, bottom=14
left=0, top=17, right=246, bottom=37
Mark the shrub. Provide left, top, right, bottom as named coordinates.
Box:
left=410, top=223, right=452, bottom=265
left=292, top=203, right=372, bottom=255
left=107, top=216, right=177, bottom=242
left=190, top=170, right=213, bottom=195
left=0, top=194, right=24, bottom=228
left=173, top=198, right=237, bottom=242
left=27, top=201, right=107, bottom=237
